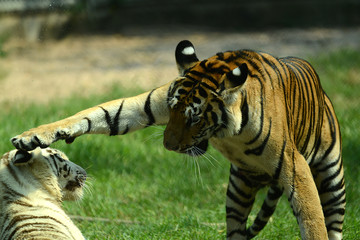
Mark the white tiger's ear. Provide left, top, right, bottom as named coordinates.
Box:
left=13, top=149, right=33, bottom=165
left=175, top=40, right=199, bottom=76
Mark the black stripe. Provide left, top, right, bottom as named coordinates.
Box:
left=245, top=76, right=264, bottom=145
left=308, top=135, right=322, bottom=166
left=99, top=106, right=112, bottom=133
left=317, top=154, right=341, bottom=172
left=228, top=177, right=253, bottom=199
left=218, top=101, right=228, bottom=127
left=8, top=164, right=22, bottom=184
left=251, top=217, right=268, bottom=231
left=111, top=101, right=125, bottom=136
left=226, top=206, right=245, bottom=218
left=6, top=214, right=72, bottom=239
left=2, top=182, right=27, bottom=201
left=227, top=189, right=254, bottom=208
left=245, top=120, right=272, bottom=156
left=273, top=140, right=286, bottom=179
left=230, top=165, right=253, bottom=187
left=326, top=226, right=343, bottom=233
left=189, top=70, right=219, bottom=88
left=321, top=188, right=346, bottom=207
left=324, top=208, right=345, bottom=218
left=33, top=136, right=47, bottom=148
left=227, top=229, right=247, bottom=238
left=216, top=52, right=224, bottom=60
left=259, top=201, right=277, bottom=218
left=197, top=86, right=208, bottom=98
left=99, top=101, right=124, bottom=136
left=226, top=214, right=247, bottom=224
left=319, top=164, right=343, bottom=194
left=288, top=151, right=296, bottom=202
left=84, top=117, right=92, bottom=133
left=49, top=155, right=60, bottom=176
left=121, top=125, right=130, bottom=135
left=268, top=186, right=283, bottom=200
left=144, top=90, right=156, bottom=127
left=238, top=96, right=248, bottom=134
left=326, top=220, right=344, bottom=233
left=12, top=199, right=33, bottom=208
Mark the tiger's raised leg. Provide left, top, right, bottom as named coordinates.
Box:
left=281, top=149, right=328, bottom=240
left=11, top=83, right=171, bottom=151
left=226, top=164, right=259, bottom=240
left=246, top=185, right=283, bottom=239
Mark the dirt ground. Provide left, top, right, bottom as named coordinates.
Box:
left=1, top=27, right=359, bottom=104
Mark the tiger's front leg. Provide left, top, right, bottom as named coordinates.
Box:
left=226, top=164, right=259, bottom=240
left=11, top=84, right=171, bottom=151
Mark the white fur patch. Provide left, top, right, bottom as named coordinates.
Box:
left=169, top=97, right=178, bottom=108
left=182, top=46, right=195, bottom=55
left=232, top=67, right=241, bottom=76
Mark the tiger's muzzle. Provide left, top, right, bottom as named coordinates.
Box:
left=163, top=110, right=209, bottom=156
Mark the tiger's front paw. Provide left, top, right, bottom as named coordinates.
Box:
left=11, top=132, right=52, bottom=151
left=11, top=127, right=74, bottom=151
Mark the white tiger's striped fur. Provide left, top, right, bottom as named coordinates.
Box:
left=0, top=147, right=86, bottom=240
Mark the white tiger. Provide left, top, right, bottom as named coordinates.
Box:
left=0, top=147, right=86, bottom=240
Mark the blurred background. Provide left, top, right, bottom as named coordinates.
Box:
left=0, top=0, right=359, bottom=103
left=0, top=0, right=359, bottom=239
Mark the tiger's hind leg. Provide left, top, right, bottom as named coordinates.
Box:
left=310, top=104, right=345, bottom=240
left=313, top=155, right=345, bottom=240
left=226, top=164, right=259, bottom=240
left=246, top=185, right=283, bottom=239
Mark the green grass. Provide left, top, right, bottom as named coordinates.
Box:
left=1, top=48, right=359, bottom=239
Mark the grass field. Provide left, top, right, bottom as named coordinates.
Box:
left=1, top=48, right=359, bottom=239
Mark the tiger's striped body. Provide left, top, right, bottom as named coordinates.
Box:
left=11, top=40, right=344, bottom=239
left=0, top=148, right=86, bottom=240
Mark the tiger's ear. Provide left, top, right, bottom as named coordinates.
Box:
left=175, top=40, right=199, bottom=76
left=14, top=149, right=33, bottom=165
left=223, top=63, right=248, bottom=90
left=221, top=63, right=248, bottom=104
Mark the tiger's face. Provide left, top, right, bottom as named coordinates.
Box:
left=12, top=147, right=87, bottom=201
left=46, top=148, right=87, bottom=201
left=164, top=77, right=228, bottom=156
left=163, top=40, right=248, bottom=156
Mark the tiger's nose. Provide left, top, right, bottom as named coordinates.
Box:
left=76, top=168, right=87, bottom=180
left=163, top=129, right=181, bottom=152
left=163, top=138, right=180, bottom=152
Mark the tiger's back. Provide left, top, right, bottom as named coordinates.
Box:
left=0, top=148, right=86, bottom=240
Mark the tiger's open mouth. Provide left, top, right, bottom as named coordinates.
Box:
left=183, top=140, right=209, bottom=156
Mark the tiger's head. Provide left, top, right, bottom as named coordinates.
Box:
left=12, top=147, right=87, bottom=201
left=164, top=40, right=249, bottom=156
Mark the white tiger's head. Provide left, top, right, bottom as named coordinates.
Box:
left=11, top=147, right=87, bottom=201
